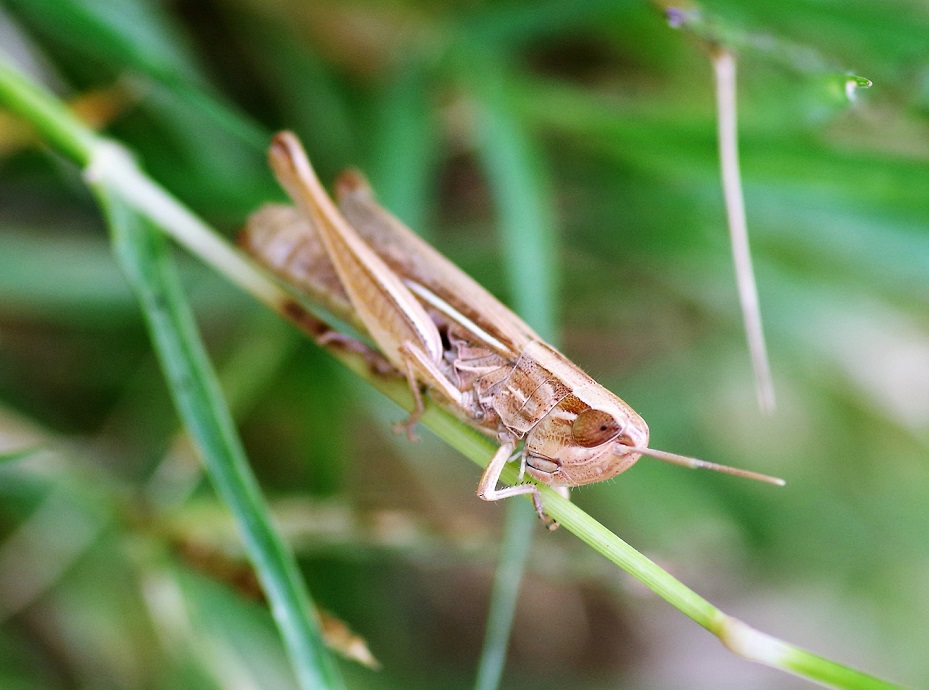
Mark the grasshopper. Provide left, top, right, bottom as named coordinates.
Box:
left=241, top=132, right=783, bottom=527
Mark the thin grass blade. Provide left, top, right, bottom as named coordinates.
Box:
left=89, top=183, right=344, bottom=690
left=0, top=446, right=41, bottom=465
left=713, top=48, right=776, bottom=413
left=469, top=54, right=559, bottom=690
left=369, top=64, right=437, bottom=234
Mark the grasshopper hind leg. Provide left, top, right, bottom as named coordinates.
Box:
left=393, top=341, right=472, bottom=440
left=392, top=352, right=428, bottom=442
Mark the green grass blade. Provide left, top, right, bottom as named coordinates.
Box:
left=6, top=0, right=207, bottom=85
left=783, top=647, right=904, bottom=690
left=0, top=447, right=42, bottom=465
left=0, top=53, right=96, bottom=164
left=471, top=498, right=535, bottom=690
left=6, top=0, right=267, bottom=149
left=460, top=0, right=630, bottom=49
left=369, top=64, right=437, bottom=234
left=89, top=183, right=344, bottom=690
left=469, top=56, right=559, bottom=342
left=468, top=54, right=560, bottom=690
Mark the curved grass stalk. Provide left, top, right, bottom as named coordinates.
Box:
left=0, top=55, right=343, bottom=690
left=0, top=56, right=905, bottom=690
left=713, top=48, right=777, bottom=415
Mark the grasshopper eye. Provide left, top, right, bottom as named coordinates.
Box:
left=572, top=409, right=622, bottom=447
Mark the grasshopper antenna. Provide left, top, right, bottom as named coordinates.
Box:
left=617, top=445, right=785, bottom=486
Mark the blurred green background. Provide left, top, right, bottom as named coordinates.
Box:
left=1, top=0, right=927, bottom=688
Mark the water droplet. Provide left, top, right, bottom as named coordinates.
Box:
left=844, top=74, right=872, bottom=101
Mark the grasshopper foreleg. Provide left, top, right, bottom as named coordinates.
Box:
left=477, top=441, right=560, bottom=529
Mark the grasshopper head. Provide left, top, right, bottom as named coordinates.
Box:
left=522, top=385, right=785, bottom=488
left=522, top=386, right=650, bottom=488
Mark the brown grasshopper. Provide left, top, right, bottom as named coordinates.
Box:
left=241, top=132, right=783, bottom=526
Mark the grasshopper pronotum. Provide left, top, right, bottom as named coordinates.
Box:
left=241, top=132, right=783, bottom=527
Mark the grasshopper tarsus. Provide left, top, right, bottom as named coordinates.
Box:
left=391, top=401, right=423, bottom=441
left=392, top=419, right=420, bottom=443
left=532, top=492, right=560, bottom=530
